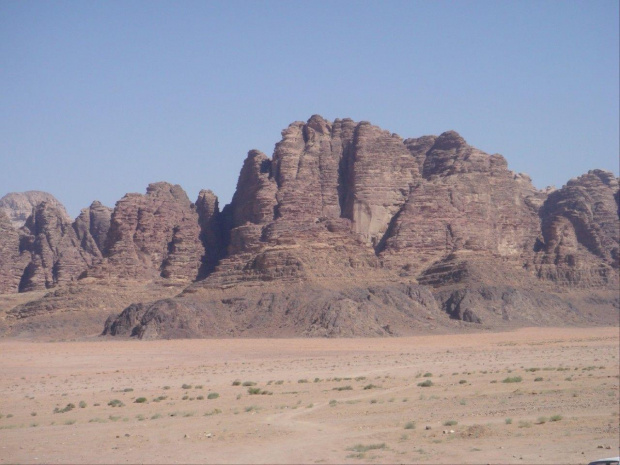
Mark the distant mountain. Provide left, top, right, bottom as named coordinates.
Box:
left=1, top=116, right=618, bottom=339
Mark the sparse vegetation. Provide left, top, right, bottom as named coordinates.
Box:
left=54, top=403, right=75, bottom=414
left=108, top=399, right=124, bottom=408
left=242, top=381, right=256, bottom=387
left=333, top=385, right=353, bottom=391
left=181, top=384, right=192, bottom=389
left=417, top=380, right=433, bottom=387
left=232, top=380, right=241, bottom=386
left=404, top=421, right=416, bottom=429
left=443, top=420, right=458, bottom=426
left=502, top=376, right=522, bottom=383
left=505, top=418, right=512, bottom=424
left=207, top=392, right=220, bottom=399
left=423, top=373, right=433, bottom=377
left=550, top=414, right=563, bottom=422
left=363, top=384, right=378, bottom=390
left=135, top=397, right=147, bottom=403
left=79, top=401, right=87, bottom=408
left=347, top=443, right=386, bottom=453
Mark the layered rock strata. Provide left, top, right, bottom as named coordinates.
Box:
left=0, top=115, right=618, bottom=339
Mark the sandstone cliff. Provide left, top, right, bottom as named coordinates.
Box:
left=1, top=116, right=617, bottom=339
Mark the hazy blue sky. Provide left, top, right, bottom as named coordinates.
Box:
left=1, top=0, right=618, bottom=217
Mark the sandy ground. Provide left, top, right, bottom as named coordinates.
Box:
left=0, top=327, right=618, bottom=464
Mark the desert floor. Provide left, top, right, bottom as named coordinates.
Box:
left=0, top=327, right=618, bottom=464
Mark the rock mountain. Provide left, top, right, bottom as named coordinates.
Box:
left=0, top=116, right=618, bottom=339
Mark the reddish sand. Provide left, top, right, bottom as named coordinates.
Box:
left=0, top=327, right=618, bottom=464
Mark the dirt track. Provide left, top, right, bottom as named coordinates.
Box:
left=0, top=327, right=618, bottom=464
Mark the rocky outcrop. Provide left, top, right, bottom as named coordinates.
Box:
left=535, top=170, right=619, bottom=287
left=1, top=115, right=618, bottom=339
left=103, top=283, right=445, bottom=339
left=73, top=201, right=113, bottom=257
left=0, top=210, right=29, bottom=294
left=18, top=201, right=99, bottom=291
left=0, top=191, right=69, bottom=228
left=378, top=131, right=544, bottom=274
left=89, top=182, right=205, bottom=281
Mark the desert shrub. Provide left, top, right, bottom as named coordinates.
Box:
left=232, top=380, right=241, bottom=386
left=459, top=380, right=467, bottom=384
left=329, top=400, right=337, bottom=407
left=153, top=396, right=167, bottom=402
left=162, top=386, right=171, bottom=390
left=207, top=392, right=219, bottom=399
left=194, top=385, right=203, bottom=389
left=537, top=416, right=547, bottom=424
left=181, top=384, right=192, bottom=389
left=247, top=387, right=261, bottom=395
left=54, top=403, right=75, bottom=414
left=197, top=395, right=204, bottom=400
left=423, top=373, right=433, bottom=378
left=108, top=399, right=124, bottom=408
left=333, top=385, right=353, bottom=391
left=444, top=420, right=458, bottom=426
left=123, top=388, right=134, bottom=392
left=417, top=380, right=433, bottom=387
left=79, top=401, right=87, bottom=408
left=275, top=380, right=284, bottom=385
left=347, top=443, right=386, bottom=453
left=135, top=397, right=147, bottom=403
left=298, top=379, right=308, bottom=383
left=404, top=421, right=416, bottom=430
left=151, top=413, right=162, bottom=420
left=502, top=376, right=522, bottom=383
left=534, top=377, right=543, bottom=382
left=242, top=381, right=256, bottom=387
left=505, top=418, right=512, bottom=424
left=550, top=414, right=563, bottom=422
left=363, top=384, right=378, bottom=390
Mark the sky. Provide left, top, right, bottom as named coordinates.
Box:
left=1, top=0, right=618, bottom=218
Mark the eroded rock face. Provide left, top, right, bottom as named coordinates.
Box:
left=18, top=202, right=98, bottom=291
left=378, top=131, right=545, bottom=274
left=0, top=210, right=29, bottom=294
left=90, top=182, right=205, bottom=281
left=0, top=191, right=69, bottom=228
left=535, top=170, right=619, bottom=287
left=73, top=201, right=113, bottom=258
left=1, top=115, right=618, bottom=339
